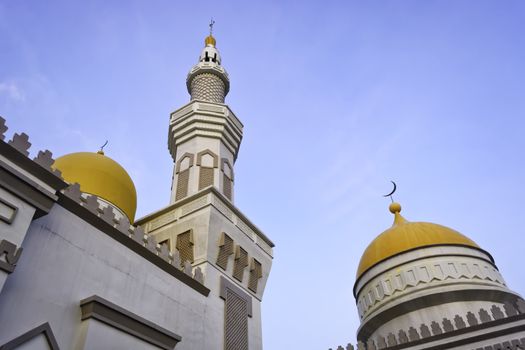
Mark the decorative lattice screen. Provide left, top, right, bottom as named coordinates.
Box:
left=224, top=288, right=249, bottom=350
left=248, top=259, right=262, bottom=293
left=199, top=167, right=214, bottom=190
left=175, top=169, right=189, bottom=200
left=176, top=231, right=194, bottom=268
left=217, top=233, right=234, bottom=270
left=233, top=247, right=248, bottom=282
left=223, top=174, right=232, bottom=200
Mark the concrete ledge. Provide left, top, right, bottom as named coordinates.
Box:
left=0, top=322, right=60, bottom=350
left=136, top=186, right=274, bottom=249
left=80, top=295, right=182, bottom=350
left=0, top=165, right=56, bottom=218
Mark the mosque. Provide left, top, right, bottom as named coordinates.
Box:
left=0, top=31, right=524, bottom=350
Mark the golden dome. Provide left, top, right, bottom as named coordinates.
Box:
left=205, top=34, right=216, bottom=47
left=356, top=203, right=480, bottom=278
left=53, top=151, right=137, bottom=222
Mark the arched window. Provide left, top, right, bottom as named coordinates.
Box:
left=197, top=149, right=218, bottom=190
left=175, top=153, right=194, bottom=200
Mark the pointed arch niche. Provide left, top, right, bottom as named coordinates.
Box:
left=197, top=149, right=218, bottom=190
left=175, top=153, right=194, bottom=200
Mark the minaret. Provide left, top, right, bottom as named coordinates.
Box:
left=168, top=28, right=242, bottom=204
left=137, top=29, right=274, bottom=350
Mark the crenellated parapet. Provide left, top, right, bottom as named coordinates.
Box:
left=328, top=300, right=525, bottom=350
left=0, top=115, right=208, bottom=296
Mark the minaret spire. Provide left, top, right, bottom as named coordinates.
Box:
left=168, top=30, right=241, bottom=204
left=186, top=22, right=229, bottom=104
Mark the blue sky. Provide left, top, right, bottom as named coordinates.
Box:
left=2, top=1, right=525, bottom=348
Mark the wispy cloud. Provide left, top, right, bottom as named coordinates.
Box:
left=0, top=82, right=25, bottom=102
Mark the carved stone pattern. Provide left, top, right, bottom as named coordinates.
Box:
left=116, top=216, right=131, bottom=235
left=8, top=132, right=31, bottom=156
left=236, top=219, right=255, bottom=241
left=0, top=116, right=7, bottom=140
left=233, top=247, right=248, bottom=282
left=176, top=231, right=194, bottom=268
left=442, top=318, right=454, bottom=332
left=376, top=336, right=387, bottom=349
left=183, top=260, right=193, bottom=276
left=224, top=288, right=248, bottom=350
left=223, top=174, right=232, bottom=200
left=471, top=338, right=525, bottom=350
left=248, top=258, right=263, bottom=293
left=256, top=237, right=273, bottom=256
left=34, top=150, right=53, bottom=168
left=376, top=306, right=525, bottom=350
left=149, top=212, right=177, bottom=231
left=191, top=73, right=225, bottom=103
left=64, top=183, right=82, bottom=202
left=146, top=236, right=157, bottom=254
left=198, top=166, right=214, bottom=190
left=171, top=250, right=181, bottom=269
left=172, top=105, right=194, bottom=122
left=454, top=314, right=466, bottom=329
left=0, top=239, right=23, bottom=273
left=504, top=302, right=519, bottom=317
left=193, top=267, right=204, bottom=284
left=175, top=169, right=189, bottom=201
left=491, top=304, right=505, bottom=320
left=217, top=233, right=234, bottom=270
left=419, top=324, right=431, bottom=338
left=180, top=196, right=208, bottom=216
left=197, top=102, right=224, bottom=114
left=213, top=196, right=234, bottom=221
left=357, top=258, right=505, bottom=318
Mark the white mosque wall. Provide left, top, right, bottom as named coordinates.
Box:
left=0, top=204, right=225, bottom=350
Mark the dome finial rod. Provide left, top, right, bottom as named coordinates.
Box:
left=99, top=140, right=108, bottom=154
left=383, top=180, right=397, bottom=203
left=209, top=18, right=215, bottom=36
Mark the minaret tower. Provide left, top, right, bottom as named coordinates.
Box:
left=168, top=24, right=241, bottom=204
left=137, top=27, right=274, bottom=350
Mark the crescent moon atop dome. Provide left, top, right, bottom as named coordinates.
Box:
left=383, top=180, right=397, bottom=198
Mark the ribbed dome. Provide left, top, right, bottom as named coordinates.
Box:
left=356, top=203, right=480, bottom=278
left=53, top=151, right=137, bottom=222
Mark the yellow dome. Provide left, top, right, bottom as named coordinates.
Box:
left=53, top=151, right=137, bottom=222
left=205, top=34, right=216, bottom=47
left=356, top=203, right=480, bottom=279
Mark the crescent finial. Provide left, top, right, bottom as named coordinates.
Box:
left=383, top=181, right=397, bottom=203
left=99, top=140, right=108, bottom=153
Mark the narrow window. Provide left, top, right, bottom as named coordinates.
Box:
left=248, top=258, right=263, bottom=293
left=217, top=233, right=234, bottom=270
left=176, top=231, right=194, bottom=268
left=233, top=246, right=248, bottom=282
left=176, top=169, right=189, bottom=200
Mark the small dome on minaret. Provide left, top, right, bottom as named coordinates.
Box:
left=204, top=34, right=216, bottom=47
left=186, top=26, right=230, bottom=104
